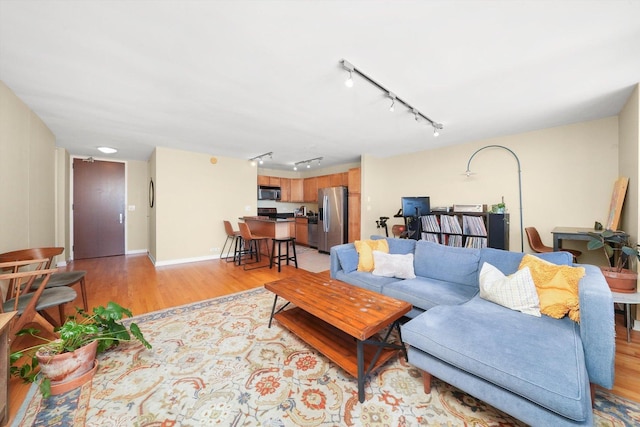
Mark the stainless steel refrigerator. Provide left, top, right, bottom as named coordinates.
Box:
left=318, top=186, right=348, bottom=253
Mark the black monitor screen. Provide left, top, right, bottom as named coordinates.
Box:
left=402, top=197, right=430, bottom=217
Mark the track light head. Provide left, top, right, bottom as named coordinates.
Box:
left=345, top=70, right=354, bottom=88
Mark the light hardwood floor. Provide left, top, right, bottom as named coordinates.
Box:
left=7, top=253, right=640, bottom=423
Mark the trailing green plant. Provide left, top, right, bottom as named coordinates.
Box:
left=10, top=301, right=151, bottom=397
left=587, top=230, right=640, bottom=272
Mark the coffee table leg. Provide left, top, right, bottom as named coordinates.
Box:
left=357, top=339, right=365, bottom=403
left=268, top=295, right=279, bottom=328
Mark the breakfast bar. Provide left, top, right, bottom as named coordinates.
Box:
left=241, top=216, right=294, bottom=239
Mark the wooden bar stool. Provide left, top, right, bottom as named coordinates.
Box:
left=269, top=237, right=298, bottom=272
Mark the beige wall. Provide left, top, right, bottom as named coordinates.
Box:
left=151, top=148, right=257, bottom=265
left=126, top=159, right=150, bottom=253
left=148, top=150, right=157, bottom=261
left=361, top=117, right=620, bottom=265
left=619, top=84, right=640, bottom=248
left=0, top=81, right=56, bottom=252
left=618, top=84, right=640, bottom=327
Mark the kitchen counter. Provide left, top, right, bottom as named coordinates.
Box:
left=242, top=216, right=295, bottom=223
left=241, top=216, right=293, bottom=240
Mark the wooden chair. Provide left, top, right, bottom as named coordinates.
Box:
left=0, top=247, right=88, bottom=314
left=237, top=222, right=271, bottom=270
left=221, top=221, right=242, bottom=263
left=0, top=259, right=74, bottom=338
left=525, top=227, right=581, bottom=262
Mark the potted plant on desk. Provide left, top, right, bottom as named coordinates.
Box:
left=10, top=302, right=152, bottom=398
left=587, top=230, right=638, bottom=293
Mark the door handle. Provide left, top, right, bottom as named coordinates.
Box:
left=119, top=213, right=123, bottom=224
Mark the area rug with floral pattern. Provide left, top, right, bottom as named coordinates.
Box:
left=12, top=287, right=640, bottom=426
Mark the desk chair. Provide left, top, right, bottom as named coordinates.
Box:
left=525, top=227, right=581, bottom=262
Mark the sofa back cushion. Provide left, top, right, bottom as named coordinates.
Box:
left=414, top=241, right=481, bottom=288
left=479, top=248, right=572, bottom=276
left=370, top=236, right=417, bottom=254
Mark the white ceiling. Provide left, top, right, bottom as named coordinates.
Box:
left=1, top=1, right=639, bottom=170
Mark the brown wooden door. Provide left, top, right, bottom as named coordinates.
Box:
left=73, top=159, right=125, bottom=259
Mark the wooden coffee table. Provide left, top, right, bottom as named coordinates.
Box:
left=265, top=272, right=412, bottom=403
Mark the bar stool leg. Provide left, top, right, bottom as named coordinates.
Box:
left=290, top=239, right=298, bottom=268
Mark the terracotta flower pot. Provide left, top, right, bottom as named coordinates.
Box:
left=600, top=267, right=638, bottom=293
left=36, top=339, right=99, bottom=392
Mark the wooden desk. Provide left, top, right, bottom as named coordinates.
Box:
left=0, top=312, right=16, bottom=427
left=551, top=227, right=628, bottom=251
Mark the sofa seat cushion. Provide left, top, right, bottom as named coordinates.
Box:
left=333, top=270, right=401, bottom=294
left=383, top=277, right=478, bottom=311
left=402, top=296, right=589, bottom=421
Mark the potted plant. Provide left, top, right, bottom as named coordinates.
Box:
left=10, top=301, right=152, bottom=397
left=587, top=230, right=639, bottom=293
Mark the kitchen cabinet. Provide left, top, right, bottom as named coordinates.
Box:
left=331, top=172, right=348, bottom=187
left=257, top=175, right=270, bottom=186
left=348, top=193, right=361, bottom=243
left=303, top=177, right=318, bottom=202
left=280, top=178, right=291, bottom=202
left=316, top=175, right=330, bottom=190
left=295, top=217, right=309, bottom=245
left=269, top=176, right=280, bottom=187
left=348, top=167, right=361, bottom=193
left=290, top=179, right=304, bottom=202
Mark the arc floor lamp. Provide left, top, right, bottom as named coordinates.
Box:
left=464, top=145, right=524, bottom=252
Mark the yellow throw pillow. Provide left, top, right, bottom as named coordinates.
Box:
left=518, top=254, right=585, bottom=322
left=354, top=239, right=389, bottom=272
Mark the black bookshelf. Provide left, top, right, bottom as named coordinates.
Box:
left=420, top=212, right=509, bottom=250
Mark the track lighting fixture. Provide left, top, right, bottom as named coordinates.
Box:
left=293, top=157, right=323, bottom=171
left=340, top=59, right=444, bottom=136
left=249, top=152, right=273, bottom=167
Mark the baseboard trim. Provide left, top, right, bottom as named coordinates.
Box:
left=153, top=254, right=220, bottom=267
left=126, top=249, right=148, bottom=255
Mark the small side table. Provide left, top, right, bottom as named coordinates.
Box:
left=1, top=311, right=17, bottom=427
left=611, top=292, right=640, bottom=342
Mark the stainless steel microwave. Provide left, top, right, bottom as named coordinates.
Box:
left=257, top=186, right=281, bottom=200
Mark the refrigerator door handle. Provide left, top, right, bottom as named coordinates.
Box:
left=323, top=195, right=329, bottom=232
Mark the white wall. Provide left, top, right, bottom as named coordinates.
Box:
left=361, top=117, right=619, bottom=265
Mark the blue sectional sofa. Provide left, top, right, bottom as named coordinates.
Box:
left=330, top=238, right=615, bottom=427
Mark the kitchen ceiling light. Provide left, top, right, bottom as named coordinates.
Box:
left=248, top=151, right=273, bottom=166
left=339, top=59, right=443, bottom=135
left=97, top=146, right=117, bottom=154
left=293, top=157, right=323, bottom=170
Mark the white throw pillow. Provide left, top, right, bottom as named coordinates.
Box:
left=479, top=262, right=541, bottom=317
left=372, top=251, right=416, bottom=279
